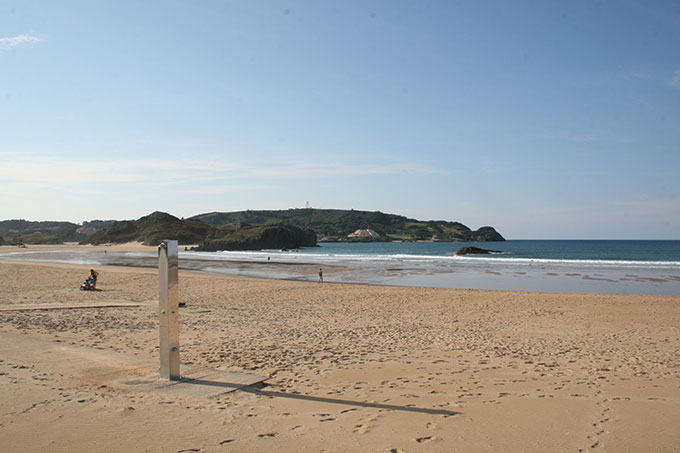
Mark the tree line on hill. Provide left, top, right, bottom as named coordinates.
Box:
left=0, top=208, right=504, bottom=250
left=0, top=219, right=115, bottom=246
left=190, top=209, right=504, bottom=242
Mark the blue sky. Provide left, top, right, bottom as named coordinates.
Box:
left=1, top=1, right=679, bottom=239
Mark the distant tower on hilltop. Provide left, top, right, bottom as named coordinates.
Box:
left=305, top=201, right=311, bottom=209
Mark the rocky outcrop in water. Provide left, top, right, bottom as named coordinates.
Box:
left=456, top=246, right=501, bottom=255
left=467, top=226, right=505, bottom=242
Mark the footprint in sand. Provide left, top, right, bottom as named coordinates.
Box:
left=416, top=436, right=433, bottom=443
left=353, top=424, right=370, bottom=434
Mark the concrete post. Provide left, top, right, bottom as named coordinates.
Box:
left=158, top=240, right=180, bottom=380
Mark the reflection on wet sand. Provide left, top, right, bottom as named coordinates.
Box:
left=1, top=248, right=678, bottom=296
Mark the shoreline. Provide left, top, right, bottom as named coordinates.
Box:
left=3, top=257, right=680, bottom=299
left=2, top=243, right=679, bottom=296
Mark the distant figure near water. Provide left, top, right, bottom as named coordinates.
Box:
left=318, top=268, right=323, bottom=283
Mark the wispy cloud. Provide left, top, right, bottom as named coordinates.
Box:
left=0, top=154, right=438, bottom=189
left=0, top=156, right=240, bottom=186
left=614, top=199, right=680, bottom=212
left=0, top=33, right=41, bottom=51
left=245, top=161, right=441, bottom=179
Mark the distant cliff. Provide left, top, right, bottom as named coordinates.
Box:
left=191, top=208, right=505, bottom=242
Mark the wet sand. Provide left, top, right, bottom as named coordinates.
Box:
left=2, top=243, right=678, bottom=295
left=1, top=245, right=680, bottom=451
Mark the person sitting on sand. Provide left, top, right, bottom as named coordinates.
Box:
left=81, top=269, right=99, bottom=290
left=86, top=269, right=98, bottom=286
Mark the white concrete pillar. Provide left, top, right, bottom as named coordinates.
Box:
left=158, top=240, right=180, bottom=380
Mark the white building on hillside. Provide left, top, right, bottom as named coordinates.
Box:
left=347, top=228, right=381, bottom=239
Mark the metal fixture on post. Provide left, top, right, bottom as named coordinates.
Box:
left=158, top=240, right=180, bottom=380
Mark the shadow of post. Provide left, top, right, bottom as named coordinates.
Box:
left=180, top=378, right=460, bottom=416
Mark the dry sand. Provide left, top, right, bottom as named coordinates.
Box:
left=1, top=244, right=679, bottom=452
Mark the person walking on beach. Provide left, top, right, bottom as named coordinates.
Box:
left=318, top=268, right=323, bottom=283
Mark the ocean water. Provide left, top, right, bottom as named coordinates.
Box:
left=2, top=240, right=679, bottom=295
left=264, top=240, right=680, bottom=263
left=181, top=240, right=680, bottom=295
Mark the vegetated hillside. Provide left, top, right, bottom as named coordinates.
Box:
left=0, top=219, right=81, bottom=245
left=195, top=224, right=317, bottom=251
left=81, top=211, right=317, bottom=250
left=81, top=220, right=116, bottom=230
left=82, top=212, right=215, bottom=246
left=191, top=209, right=505, bottom=241
left=0, top=219, right=116, bottom=245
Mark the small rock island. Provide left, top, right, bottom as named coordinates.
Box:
left=456, top=246, right=502, bottom=255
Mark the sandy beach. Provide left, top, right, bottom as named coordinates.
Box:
left=1, top=244, right=679, bottom=452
